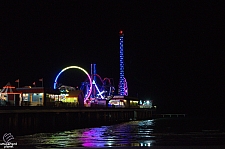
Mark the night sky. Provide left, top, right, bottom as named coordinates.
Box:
left=1, top=1, right=225, bottom=115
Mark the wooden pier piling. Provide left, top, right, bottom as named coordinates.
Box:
left=0, top=107, right=155, bottom=136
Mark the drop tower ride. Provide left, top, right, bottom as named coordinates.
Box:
left=119, top=30, right=125, bottom=95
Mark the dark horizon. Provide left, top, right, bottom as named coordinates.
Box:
left=1, top=1, right=224, bottom=115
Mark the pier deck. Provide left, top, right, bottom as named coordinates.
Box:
left=0, top=107, right=155, bottom=136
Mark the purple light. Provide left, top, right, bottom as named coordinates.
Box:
left=53, top=66, right=92, bottom=100
left=119, top=31, right=125, bottom=95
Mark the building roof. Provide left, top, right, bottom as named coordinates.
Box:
left=0, top=82, right=21, bottom=94
left=16, top=87, right=60, bottom=94
left=16, top=87, right=44, bottom=93
left=112, top=95, right=139, bottom=101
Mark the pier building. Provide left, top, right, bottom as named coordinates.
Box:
left=0, top=83, right=21, bottom=106
left=16, top=86, right=60, bottom=106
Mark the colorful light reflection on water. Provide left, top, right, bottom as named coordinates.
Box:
left=14, top=120, right=155, bottom=148
left=80, top=120, right=155, bottom=147
left=13, top=118, right=225, bottom=148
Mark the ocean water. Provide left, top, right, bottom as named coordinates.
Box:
left=11, top=117, right=225, bottom=148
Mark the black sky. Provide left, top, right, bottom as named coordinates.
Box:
left=1, top=1, right=225, bottom=114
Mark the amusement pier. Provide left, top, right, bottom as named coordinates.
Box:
left=0, top=31, right=155, bottom=135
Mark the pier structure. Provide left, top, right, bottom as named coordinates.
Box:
left=153, top=114, right=186, bottom=118
left=0, top=31, right=143, bottom=108
left=0, top=107, right=155, bottom=136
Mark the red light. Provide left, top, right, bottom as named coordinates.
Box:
left=119, top=30, right=123, bottom=34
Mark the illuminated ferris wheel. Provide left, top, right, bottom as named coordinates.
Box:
left=53, top=66, right=92, bottom=101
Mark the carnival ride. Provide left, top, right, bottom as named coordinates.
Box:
left=53, top=30, right=129, bottom=105
left=53, top=66, right=92, bottom=101
left=80, top=74, right=115, bottom=100
left=53, top=65, right=116, bottom=104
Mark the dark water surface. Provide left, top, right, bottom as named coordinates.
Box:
left=12, top=117, right=225, bottom=148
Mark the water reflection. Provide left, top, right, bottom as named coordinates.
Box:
left=13, top=118, right=225, bottom=148
left=14, top=120, right=155, bottom=148
left=80, top=120, right=155, bottom=147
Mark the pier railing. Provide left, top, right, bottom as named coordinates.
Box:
left=153, top=114, right=186, bottom=118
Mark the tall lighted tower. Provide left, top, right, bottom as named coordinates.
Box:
left=119, top=30, right=125, bottom=95
left=90, top=63, right=97, bottom=98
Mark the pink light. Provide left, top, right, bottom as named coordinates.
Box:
left=54, top=66, right=92, bottom=100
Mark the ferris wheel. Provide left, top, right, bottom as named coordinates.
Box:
left=53, top=66, right=92, bottom=101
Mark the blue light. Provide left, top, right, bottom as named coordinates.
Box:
left=92, top=80, right=104, bottom=99
left=118, top=31, right=127, bottom=96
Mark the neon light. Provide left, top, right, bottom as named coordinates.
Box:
left=97, top=90, right=104, bottom=97
left=93, top=74, right=103, bottom=83
left=124, top=77, right=128, bottom=96
left=53, top=66, right=92, bottom=100
left=119, top=31, right=125, bottom=95
left=92, top=80, right=104, bottom=99
left=103, top=78, right=111, bottom=84
left=84, top=74, right=103, bottom=84
left=3, top=86, right=15, bottom=88
left=93, top=64, right=96, bottom=83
